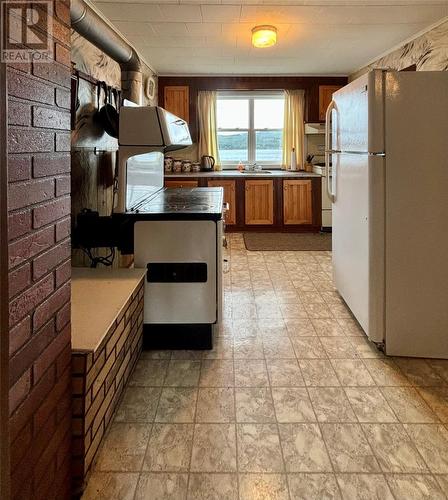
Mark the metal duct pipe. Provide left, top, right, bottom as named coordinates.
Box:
left=71, top=0, right=142, bottom=104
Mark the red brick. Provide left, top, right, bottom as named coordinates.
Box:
left=55, top=88, right=70, bottom=109
left=9, top=274, right=54, bottom=327
left=8, top=128, right=54, bottom=153
left=8, top=210, right=32, bottom=241
left=33, top=106, right=70, bottom=130
left=8, top=225, right=54, bottom=268
left=7, top=61, right=31, bottom=74
left=33, top=324, right=70, bottom=383
left=9, top=262, right=31, bottom=299
left=33, top=282, right=70, bottom=330
left=32, top=62, right=70, bottom=89
left=10, top=318, right=56, bottom=385
left=33, top=366, right=70, bottom=434
left=55, top=175, right=70, bottom=197
left=9, top=365, right=54, bottom=441
left=33, top=196, right=70, bottom=228
left=8, top=156, right=31, bottom=182
left=11, top=410, right=58, bottom=497
left=11, top=415, right=57, bottom=497
left=9, top=369, right=31, bottom=415
left=55, top=133, right=70, bottom=151
left=33, top=416, right=71, bottom=485
left=33, top=239, right=70, bottom=280
left=55, top=217, right=70, bottom=242
left=55, top=378, right=71, bottom=419
left=34, top=457, right=56, bottom=500
left=55, top=43, right=70, bottom=68
left=33, top=153, right=70, bottom=177
left=10, top=421, right=32, bottom=470
left=8, top=178, right=54, bottom=211
left=53, top=459, right=71, bottom=500
left=56, top=344, right=72, bottom=378
left=54, top=1, right=70, bottom=25
left=7, top=68, right=54, bottom=104
left=8, top=100, right=31, bottom=126
left=56, top=302, right=70, bottom=332
left=51, top=16, right=71, bottom=46
left=55, top=259, right=71, bottom=287
left=9, top=316, right=31, bottom=356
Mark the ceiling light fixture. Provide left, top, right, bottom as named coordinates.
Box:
left=251, top=25, right=277, bottom=48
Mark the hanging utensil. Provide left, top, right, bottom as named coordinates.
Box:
left=96, top=82, right=119, bottom=138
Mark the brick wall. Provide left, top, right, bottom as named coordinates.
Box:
left=72, top=281, right=144, bottom=495
left=7, top=2, right=72, bottom=498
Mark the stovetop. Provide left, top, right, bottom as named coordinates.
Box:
left=128, top=187, right=224, bottom=218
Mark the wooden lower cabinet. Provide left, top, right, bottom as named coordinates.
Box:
left=164, top=180, right=198, bottom=189
left=245, top=179, right=274, bottom=225
left=207, top=179, right=236, bottom=225
left=283, top=179, right=313, bottom=225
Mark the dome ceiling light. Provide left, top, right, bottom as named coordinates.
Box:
left=251, top=25, right=277, bottom=48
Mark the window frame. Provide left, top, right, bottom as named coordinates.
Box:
left=217, top=90, right=284, bottom=169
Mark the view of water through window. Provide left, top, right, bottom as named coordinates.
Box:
left=217, top=93, right=284, bottom=165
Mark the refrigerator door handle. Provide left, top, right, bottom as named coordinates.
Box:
left=325, top=100, right=337, bottom=202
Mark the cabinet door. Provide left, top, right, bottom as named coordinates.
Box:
left=207, top=180, right=236, bottom=225
left=319, top=85, right=342, bottom=121
left=164, top=86, right=189, bottom=122
left=283, top=180, right=312, bottom=225
left=165, top=180, right=198, bottom=189
left=245, top=180, right=274, bottom=225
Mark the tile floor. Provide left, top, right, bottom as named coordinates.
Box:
left=83, top=233, right=448, bottom=500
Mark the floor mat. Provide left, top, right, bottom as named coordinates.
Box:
left=243, top=232, right=332, bottom=251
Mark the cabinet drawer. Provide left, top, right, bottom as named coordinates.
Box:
left=165, top=180, right=198, bottom=189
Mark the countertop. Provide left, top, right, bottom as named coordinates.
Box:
left=165, top=169, right=321, bottom=178
left=71, top=267, right=145, bottom=352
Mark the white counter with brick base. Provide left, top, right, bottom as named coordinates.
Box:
left=71, top=268, right=145, bottom=495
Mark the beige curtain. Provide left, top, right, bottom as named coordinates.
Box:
left=198, top=90, right=221, bottom=170
left=282, top=89, right=305, bottom=170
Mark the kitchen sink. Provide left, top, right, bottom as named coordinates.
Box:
left=241, top=170, right=272, bottom=174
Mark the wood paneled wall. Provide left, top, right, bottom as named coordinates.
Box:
left=158, top=76, right=348, bottom=142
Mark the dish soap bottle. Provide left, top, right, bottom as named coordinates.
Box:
left=237, top=160, right=244, bottom=172
left=290, top=148, right=297, bottom=171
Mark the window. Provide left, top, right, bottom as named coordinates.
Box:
left=217, top=91, right=284, bottom=168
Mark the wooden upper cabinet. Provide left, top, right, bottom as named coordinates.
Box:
left=318, top=85, right=342, bottom=121
left=165, top=179, right=198, bottom=189
left=207, top=180, right=236, bottom=225
left=245, top=179, right=274, bottom=225
left=164, top=86, right=189, bottom=122
left=283, top=180, right=312, bottom=225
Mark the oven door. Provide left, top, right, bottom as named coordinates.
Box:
left=134, top=220, right=217, bottom=324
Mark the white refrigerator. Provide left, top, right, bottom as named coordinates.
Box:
left=325, top=70, right=448, bottom=358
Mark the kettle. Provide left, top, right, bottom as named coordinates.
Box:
left=200, top=155, right=215, bottom=171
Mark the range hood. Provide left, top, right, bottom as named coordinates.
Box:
left=305, top=123, right=326, bottom=135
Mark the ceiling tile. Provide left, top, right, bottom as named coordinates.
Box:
left=186, top=22, right=222, bottom=35
left=94, top=2, right=164, bottom=22
left=159, top=4, right=203, bottom=22
left=150, top=22, right=189, bottom=36
left=201, top=5, right=242, bottom=23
